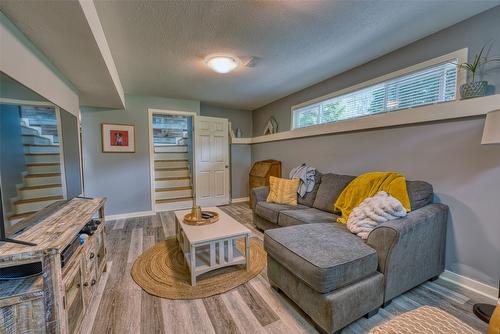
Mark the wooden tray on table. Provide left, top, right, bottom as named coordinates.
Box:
left=183, top=211, right=220, bottom=226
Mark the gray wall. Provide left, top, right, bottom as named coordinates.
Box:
left=0, top=104, right=26, bottom=218
left=60, top=109, right=82, bottom=199
left=81, top=95, right=200, bottom=215
left=252, top=5, right=500, bottom=136
left=231, top=144, right=251, bottom=199
left=251, top=6, right=500, bottom=288
left=200, top=103, right=253, bottom=138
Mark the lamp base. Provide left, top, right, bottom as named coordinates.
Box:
left=473, top=303, right=496, bottom=323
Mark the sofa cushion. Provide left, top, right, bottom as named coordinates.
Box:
left=406, top=180, right=433, bottom=210
left=278, top=208, right=340, bottom=227
left=313, top=173, right=355, bottom=213
left=297, top=171, right=323, bottom=207
left=255, top=202, right=308, bottom=223
left=264, top=223, right=378, bottom=294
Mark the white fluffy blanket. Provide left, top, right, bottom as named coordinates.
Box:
left=347, top=191, right=407, bottom=239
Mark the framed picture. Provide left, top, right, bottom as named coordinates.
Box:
left=101, top=123, right=135, bottom=153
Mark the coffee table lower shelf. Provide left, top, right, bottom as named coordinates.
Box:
left=183, top=240, right=247, bottom=277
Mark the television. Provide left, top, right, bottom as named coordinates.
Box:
left=0, top=72, right=83, bottom=245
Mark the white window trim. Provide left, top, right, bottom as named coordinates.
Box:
left=291, top=48, right=468, bottom=130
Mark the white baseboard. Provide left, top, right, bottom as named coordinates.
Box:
left=231, top=197, right=249, bottom=203
left=106, top=210, right=155, bottom=221
left=439, top=270, right=498, bottom=302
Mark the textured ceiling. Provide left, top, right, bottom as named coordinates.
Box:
left=94, top=1, right=499, bottom=110
left=0, top=0, right=124, bottom=108
left=2, top=1, right=499, bottom=110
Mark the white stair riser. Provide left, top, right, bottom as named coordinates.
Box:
left=25, top=175, right=61, bottom=187
left=20, top=187, right=62, bottom=200
left=155, top=199, right=193, bottom=212
left=24, top=146, right=60, bottom=154
left=16, top=199, right=61, bottom=214
left=22, top=135, right=51, bottom=145
left=154, top=145, right=188, bottom=153
left=155, top=169, right=189, bottom=178
left=155, top=189, right=192, bottom=200
left=25, top=154, right=60, bottom=164
left=154, top=152, right=188, bottom=160
left=155, top=178, right=191, bottom=188
left=21, top=126, right=39, bottom=136
left=155, top=160, right=189, bottom=169
left=27, top=164, right=60, bottom=174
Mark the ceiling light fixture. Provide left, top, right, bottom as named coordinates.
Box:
left=205, top=55, right=239, bottom=74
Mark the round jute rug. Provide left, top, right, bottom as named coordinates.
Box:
left=131, top=237, right=266, bottom=299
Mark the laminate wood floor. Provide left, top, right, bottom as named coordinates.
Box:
left=82, top=203, right=490, bottom=334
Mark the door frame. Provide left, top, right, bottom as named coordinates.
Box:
left=147, top=108, right=197, bottom=213
left=54, top=106, right=68, bottom=199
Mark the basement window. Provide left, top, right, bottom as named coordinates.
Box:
left=291, top=49, right=467, bottom=129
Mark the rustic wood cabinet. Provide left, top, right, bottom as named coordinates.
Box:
left=249, top=159, right=281, bottom=207
left=63, top=260, right=85, bottom=334
left=0, top=198, right=107, bottom=334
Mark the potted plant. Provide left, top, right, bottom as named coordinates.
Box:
left=457, top=45, right=500, bottom=99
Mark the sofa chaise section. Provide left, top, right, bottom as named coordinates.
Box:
left=264, top=223, right=384, bottom=333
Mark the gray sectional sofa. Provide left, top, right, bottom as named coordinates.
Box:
left=251, top=172, right=449, bottom=334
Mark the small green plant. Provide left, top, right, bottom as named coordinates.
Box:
left=457, top=44, right=500, bottom=83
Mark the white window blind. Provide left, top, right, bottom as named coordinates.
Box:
left=293, top=60, right=458, bottom=129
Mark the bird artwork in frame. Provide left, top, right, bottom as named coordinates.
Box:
left=101, top=123, right=135, bottom=153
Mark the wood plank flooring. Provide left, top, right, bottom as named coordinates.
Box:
left=83, top=203, right=489, bottom=334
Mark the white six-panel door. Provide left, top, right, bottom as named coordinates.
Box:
left=194, top=116, right=230, bottom=207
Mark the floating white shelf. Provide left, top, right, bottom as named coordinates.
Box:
left=230, top=94, right=500, bottom=145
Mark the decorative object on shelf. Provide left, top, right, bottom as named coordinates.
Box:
left=460, top=81, right=488, bottom=99
left=456, top=44, right=500, bottom=99
left=235, top=127, right=242, bottom=138
left=263, top=116, right=278, bottom=135
left=101, top=123, right=135, bottom=153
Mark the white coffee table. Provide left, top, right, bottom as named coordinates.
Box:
left=174, top=207, right=252, bottom=286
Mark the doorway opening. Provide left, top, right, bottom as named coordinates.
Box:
left=149, top=111, right=194, bottom=211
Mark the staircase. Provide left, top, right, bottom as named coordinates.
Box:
left=154, top=144, right=193, bottom=211
left=8, top=118, right=63, bottom=222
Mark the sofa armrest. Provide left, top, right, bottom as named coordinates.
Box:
left=251, top=186, right=269, bottom=210
left=366, top=203, right=448, bottom=302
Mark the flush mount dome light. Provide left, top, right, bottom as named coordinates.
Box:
left=205, top=55, right=239, bottom=74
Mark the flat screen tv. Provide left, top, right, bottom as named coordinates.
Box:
left=0, top=72, right=83, bottom=245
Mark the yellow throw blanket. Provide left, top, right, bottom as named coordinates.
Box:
left=334, top=172, right=411, bottom=224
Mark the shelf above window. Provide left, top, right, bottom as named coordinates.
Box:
left=231, top=94, right=500, bottom=145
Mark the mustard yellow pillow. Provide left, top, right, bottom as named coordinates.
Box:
left=266, top=176, right=300, bottom=206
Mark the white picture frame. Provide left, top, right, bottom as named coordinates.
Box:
left=101, top=123, right=135, bottom=153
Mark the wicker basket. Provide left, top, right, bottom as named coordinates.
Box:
left=460, top=81, right=488, bottom=99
